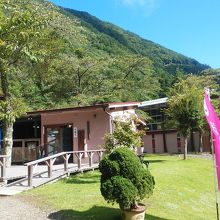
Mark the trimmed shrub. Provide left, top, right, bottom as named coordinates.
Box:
left=99, top=147, right=155, bottom=210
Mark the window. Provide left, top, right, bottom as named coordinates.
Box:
left=147, top=109, right=165, bottom=131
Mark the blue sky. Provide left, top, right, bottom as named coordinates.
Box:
left=50, top=0, right=220, bottom=68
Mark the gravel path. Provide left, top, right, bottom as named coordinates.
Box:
left=187, top=153, right=212, bottom=159
left=0, top=196, right=50, bottom=220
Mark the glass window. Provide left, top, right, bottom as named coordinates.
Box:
left=47, top=128, right=60, bottom=155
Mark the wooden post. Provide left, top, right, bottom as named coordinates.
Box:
left=97, top=151, right=103, bottom=162
left=47, top=159, right=53, bottom=178
left=88, top=152, right=94, bottom=167
left=76, top=153, right=83, bottom=169
left=28, top=165, right=33, bottom=187
left=64, top=153, right=70, bottom=171
left=78, top=153, right=82, bottom=169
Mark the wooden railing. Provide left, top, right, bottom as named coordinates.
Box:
left=13, top=138, right=41, bottom=163
left=0, top=155, right=8, bottom=180
left=25, top=149, right=105, bottom=187
left=13, top=138, right=56, bottom=161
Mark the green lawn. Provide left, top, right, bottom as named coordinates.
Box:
left=22, top=155, right=218, bottom=220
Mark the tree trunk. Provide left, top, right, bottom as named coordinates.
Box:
left=183, top=137, right=188, bottom=160
left=0, top=60, right=13, bottom=166
left=2, top=121, right=13, bottom=167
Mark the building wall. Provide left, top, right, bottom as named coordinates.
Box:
left=166, top=132, right=184, bottom=153
left=202, top=132, right=211, bottom=152
left=142, top=130, right=210, bottom=154
left=142, top=135, right=153, bottom=153
left=142, top=131, right=185, bottom=154
left=41, top=108, right=110, bottom=151
left=139, top=98, right=212, bottom=154
left=142, top=133, right=164, bottom=153
left=193, top=132, right=200, bottom=152
left=154, top=134, right=164, bottom=153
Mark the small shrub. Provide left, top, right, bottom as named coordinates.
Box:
left=99, top=147, right=155, bottom=210
left=103, top=119, right=143, bottom=153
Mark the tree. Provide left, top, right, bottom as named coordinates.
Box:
left=166, top=75, right=216, bottom=159
left=103, top=119, right=143, bottom=153
left=0, top=0, right=59, bottom=165
left=46, top=52, right=111, bottom=106
left=106, top=55, right=160, bottom=102
left=43, top=52, right=160, bottom=106
left=202, top=68, right=220, bottom=109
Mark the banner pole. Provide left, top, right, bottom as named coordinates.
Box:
left=208, top=86, right=220, bottom=220
left=211, top=132, right=220, bottom=220
left=206, top=87, right=219, bottom=220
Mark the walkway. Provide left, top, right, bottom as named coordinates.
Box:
left=0, top=162, right=98, bottom=196
left=0, top=150, right=104, bottom=195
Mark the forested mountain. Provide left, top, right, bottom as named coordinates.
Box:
left=64, top=8, right=208, bottom=74
left=0, top=0, right=211, bottom=111
left=61, top=7, right=210, bottom=98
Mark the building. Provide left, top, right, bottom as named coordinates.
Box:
left=139, top=98, right=211, bottom=154
left=4, top=102, right=139, bottom=163
left=1, top=98, right=211, bottom=163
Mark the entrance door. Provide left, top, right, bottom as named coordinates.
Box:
left=78, top=130, right=85, bottom=151
left=62, top=127, right=73, bottom=152
left=45, top=125, right=73, bottom=156
left=46, top=127, right=60, bottom=156
left=62, top=127, right=73, bottom=162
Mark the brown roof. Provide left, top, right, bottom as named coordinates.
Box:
left=27, top=104, right=107, bottom=116
left=26, top=102, right=139, bottom=116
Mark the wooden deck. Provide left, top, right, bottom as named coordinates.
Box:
left=0, top=149, right=105, bottom=196
left=0, top=162, right=99, bottom=196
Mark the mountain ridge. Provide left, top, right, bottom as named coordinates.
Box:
left=62, top=7, right=210, bottom=73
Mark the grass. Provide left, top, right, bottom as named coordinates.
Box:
left=145, top=155, right=216, bottom=220
left=21, top=155, right=218, bottom=220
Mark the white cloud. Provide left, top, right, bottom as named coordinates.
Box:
left=117, top=0, right=159, bottom=16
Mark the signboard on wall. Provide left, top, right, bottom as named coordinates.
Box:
left=73, top=127, right=78, bottom=138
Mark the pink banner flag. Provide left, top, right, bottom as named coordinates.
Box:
left=204, top=89, right=220, bottom=190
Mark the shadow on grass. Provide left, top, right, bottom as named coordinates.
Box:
left=63, top=173, right=100, bottom=184
left=47, top=206, right=171, bottom=220
left=47, top=206, right=120, bottom=220
left=146, top=214, right=172, bottom=220
left=144, top=160, right=166, bottom=163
